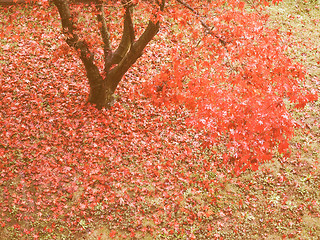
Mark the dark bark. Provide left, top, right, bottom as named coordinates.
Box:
left=52, top=0, right=165, bottom=109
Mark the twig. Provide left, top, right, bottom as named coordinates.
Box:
left=176, top=0, right=226, bottom=46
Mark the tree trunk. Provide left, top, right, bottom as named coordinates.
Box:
left=79, top=51, right=114, bottom=109
left=53, top=0, right=164, bottom=109
left=87, top=77, right=114, bottom=110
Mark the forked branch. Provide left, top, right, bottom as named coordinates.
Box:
left=107, top=0, right=166, bottom=91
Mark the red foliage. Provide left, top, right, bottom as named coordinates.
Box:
left=142, top=1, right=317, bottom=173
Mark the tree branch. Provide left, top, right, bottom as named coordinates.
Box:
left=107, top=0, right=166, bottom=91
left=110, top=4, right=135, bottom=65
left=53, top=0, right=103, bottom=87
left=156, top=0, right=166, bottom=11
left=95, top=0, right=113, bottom=73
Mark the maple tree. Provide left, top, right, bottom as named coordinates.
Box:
left=47, top=0, right=317, bottom=171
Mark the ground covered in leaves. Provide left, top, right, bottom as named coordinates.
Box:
left=0, top=1, right=320, bottom=239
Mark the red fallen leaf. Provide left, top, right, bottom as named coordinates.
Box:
left=130, top=230, right=135, bottom=238
left=109, top=230, right=117, bottom=239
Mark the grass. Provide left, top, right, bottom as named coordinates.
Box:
left=1, top=0, right=320, bottom=239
